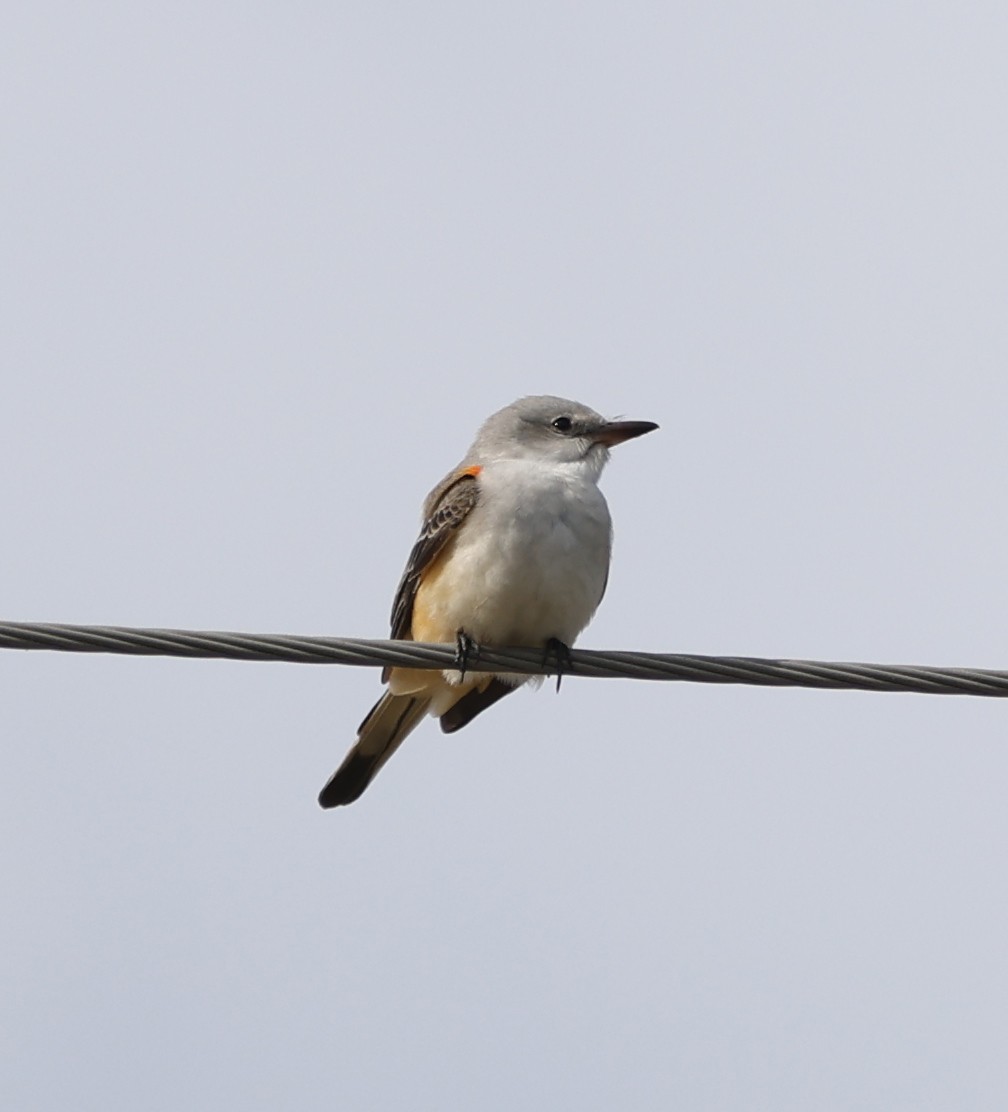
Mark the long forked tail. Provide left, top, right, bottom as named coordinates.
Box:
left=318, top=693, right=431, bottom=808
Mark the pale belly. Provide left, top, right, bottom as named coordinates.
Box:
left=411, top=467, right=612, bottom=649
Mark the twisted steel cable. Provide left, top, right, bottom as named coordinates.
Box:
left=1, top=620, right=1006, bottom=697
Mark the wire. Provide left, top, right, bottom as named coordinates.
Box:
left=0, top=620, right=1005, bottom=697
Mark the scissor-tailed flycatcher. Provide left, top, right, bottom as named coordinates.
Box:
left=318, top=395, right=658, bottom=807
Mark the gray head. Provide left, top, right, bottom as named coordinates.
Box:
left=466, top=395, right=658, bottom=473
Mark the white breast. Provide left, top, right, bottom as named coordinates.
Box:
left=434, top=458, right=613, bottom=647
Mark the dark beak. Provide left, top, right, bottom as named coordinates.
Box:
left=592, top=419, right=659, bottom=447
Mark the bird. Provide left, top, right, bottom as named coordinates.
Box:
left=317, top=395, right=658, bottom=807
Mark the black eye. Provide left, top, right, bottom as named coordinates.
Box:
left=551, top=416, right=573, bottom=432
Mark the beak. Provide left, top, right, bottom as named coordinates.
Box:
left=592, top=419, right=659, bottom=447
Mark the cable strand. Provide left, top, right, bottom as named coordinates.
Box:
left=0, top=620, right=1006, bottom=698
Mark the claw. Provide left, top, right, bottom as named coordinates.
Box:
left=543, top=637, right=573, bottom=692
left=455, top=629, right=480, bottom=682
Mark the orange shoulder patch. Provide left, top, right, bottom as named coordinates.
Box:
left=461, top=465, right=482, bottom=477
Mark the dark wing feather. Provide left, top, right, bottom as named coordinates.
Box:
left=386, top=472, right=480, bottom=671
left=438, top=678, right=516, bottom=733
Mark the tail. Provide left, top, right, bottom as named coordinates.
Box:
left=318, top=692, right=431, bottom=808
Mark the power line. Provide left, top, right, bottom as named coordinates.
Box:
left=1, top=620, right=1006, bottom=698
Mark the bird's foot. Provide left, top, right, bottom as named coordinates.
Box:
left=455, top=629, right=481, bottom=682
left=543, top=637, right=573, bottom=692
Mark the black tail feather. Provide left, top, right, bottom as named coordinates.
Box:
left=318, top=694, right=429, bottom=808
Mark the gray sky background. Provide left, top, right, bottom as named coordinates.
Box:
left=3, top=4, right=1008, bottom=1109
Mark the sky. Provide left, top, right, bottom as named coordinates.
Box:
left=3, top=4, right=1008, bottom=1109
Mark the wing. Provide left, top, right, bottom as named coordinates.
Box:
left=387, top=469, right=481, bottom=648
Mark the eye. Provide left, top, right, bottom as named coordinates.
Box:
left=551, top=416, right=573, bottom=433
